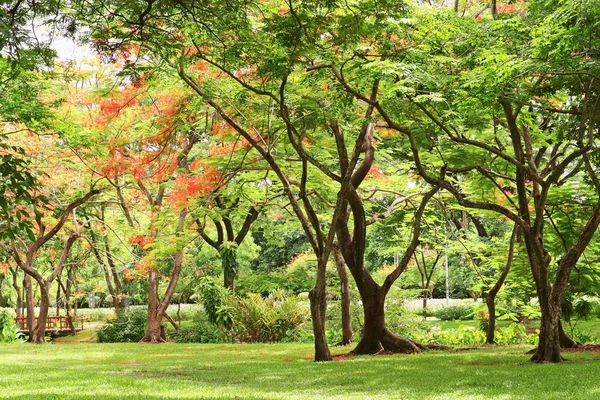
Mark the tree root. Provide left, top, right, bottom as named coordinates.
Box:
left=334, top=339, right=353, bottom=346
left=138, top=326, right=167, bottom=344
left=351, top=329, right=424, bottom=355
left=139, top=335, right=167, bottom=344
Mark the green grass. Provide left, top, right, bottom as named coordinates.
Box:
left=1, top=343, right=600, bottom=399
left=52, top=329, right=97, bottom=343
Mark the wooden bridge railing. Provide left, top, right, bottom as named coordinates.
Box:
left=15, top=315, right=84, bottom=332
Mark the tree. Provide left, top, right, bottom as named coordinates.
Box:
left=56, top=66, right=217, bottom=342
left=413, top=244, right=442, bottom=315
left=384, top=2, right=600, bottom=362
left=73, top=0, right=453, bottom=359
left=197, top=195, right=261, bottom=293
left=9, top=189, right=98, bottom=342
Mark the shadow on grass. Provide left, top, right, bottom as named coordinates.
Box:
left=0, top=344, right=599, bottom=399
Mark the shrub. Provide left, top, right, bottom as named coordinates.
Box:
left=96, top=309, right=147, bottom=343
left=572, top=328, right=599, bottom=345
left=434, top=305, right=474, bottom=321
left=197, top=279, right=309, bottom=343
left=0, top=310, right=24, bottom=343
left=422, top=323, right=538, bottom=347
left=197, top=278, right=233, bottom=328
left=231, top=289, right=309, bottom=342
left=562, top=296, right=594, bottom=322
left=495, top=323, right=538, bottom=346
left=426, top=325, right=486, bottom=346
left=170, top=312, right=228, bottom=343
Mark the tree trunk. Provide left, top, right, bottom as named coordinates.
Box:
left=140, top=269, right=166, bottom=343
left=333, top=244, right=352, bottom=345
left=559, top=322, right=580, bottom=348
left=486, top=294, right=497, bottom=344
left=140, top=247, right=185, bottom=343
left=224, top=276, right=235, bottom=295
left=56, top=280, right=61, bottom=316
left=352, top=285, right=422, bottom=355
left=11, top=269, right=22, bottom=318
left=308, top=283, right=331, bottom=361
left=143, top=310, right=167, bottom=343
left=91, top=231, right=123, bottom=312
left=24, top=274, right=35, bottom=339
left=530, top=301, right=563, bottom=363
left=30, top=283, right=50, bottom=344
left=308, top=250, right=332, bottom=361
left=59, top=274, right=77, bottom=335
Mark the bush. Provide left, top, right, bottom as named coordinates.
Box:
left=495, top=323, right=538, bottom=346
left=170, top=312, right=228, bottom=343
left=572, top=328, right=599, bottom=345
left=426, top=325, right=486, bottom=346
left=231, top=289, right=309, bottom=342
left=434, top=305, right=474, bottom=321
left=421, top=323, right=538, bottom=347
left=197, top=278, right=233, bottom=327
left=197, top=279, right=309, bottom=343
left=562, top=296, right=594, bottom=322
left=97, top=309, right=147, bottom=343
left=0, top=310, right=24, bottom=343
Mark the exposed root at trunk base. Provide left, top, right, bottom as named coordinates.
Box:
left=334, top=339, right=353, bottom=347
left=529, top=344, right=565, bottom=363
left=351, top=329, right=423, bottom=355
left=526, top=328, right=581, bottom=356
left=138, top=335, right=167, bottom=344
left=559, top=329, right=582, bottom=349
left=138, top=325, right=167, bottom=344
left=530, top=353, right=565, bottom=363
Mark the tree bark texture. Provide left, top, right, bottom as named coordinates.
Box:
left=531, top=302, right=563, bottom=363
left=351, top=284, right=422, bottom=355
left=333, top=243, right=352, bottom=345
left=30, top=283, right=50, bottom=344
left=11, top=268, right=22, bottom=318
left=140, top=247, right=185, bottom=343
left=309, top=278, right=331, bottom=361
left=24, top=274, right=34, bottom=339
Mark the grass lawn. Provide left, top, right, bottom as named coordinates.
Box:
left=1, top=343, right=599, bottom=399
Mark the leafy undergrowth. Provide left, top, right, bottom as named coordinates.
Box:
left=0, top=343, right=600, bottom=399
